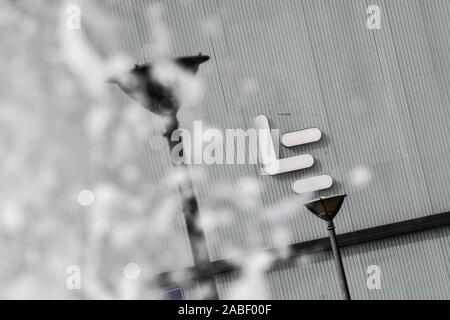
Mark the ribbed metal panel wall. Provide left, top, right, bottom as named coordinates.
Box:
left=212, top=225, right=450, bottom=300
left=86, top=0, right=450, bottom=298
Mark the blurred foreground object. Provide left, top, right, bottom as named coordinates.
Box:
left=109, top=54, right=219, bottom=300
left=108, top=54, right=209, bottom=139
left=305, top=194, right=351, bottom=300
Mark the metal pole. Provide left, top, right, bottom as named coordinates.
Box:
left=163, top=116, right=219, bottom=300
left=327, top=220, right=351, bottom=300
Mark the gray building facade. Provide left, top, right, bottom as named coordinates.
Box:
left=85, top=0, right=450, bottom=299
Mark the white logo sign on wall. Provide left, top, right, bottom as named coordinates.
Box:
left=254, top=115, right=333, bottom=194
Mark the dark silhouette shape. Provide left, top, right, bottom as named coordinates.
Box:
left=108, top=54, right=210, bottom=117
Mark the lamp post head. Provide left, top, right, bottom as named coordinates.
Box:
left=304, top=194, right=347, bottom=222
left=174, top=54, right=210, bottom=73
left=107, top=53, right=210, bottom=116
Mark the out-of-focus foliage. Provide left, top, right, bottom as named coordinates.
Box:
left=0, top=0, right=197, bottom=299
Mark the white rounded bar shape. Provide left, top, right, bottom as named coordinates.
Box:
left=292, top=175, right=333, bottom=194
left=254, top=115, right=277, bottom=163
left=282, top=128, right=322, bottom=148
left=262, top=154, right=314, bottom=176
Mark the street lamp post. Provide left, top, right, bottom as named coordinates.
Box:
left=304, top=194, right=351, bottom=300
left=108, top=54, right=219, bottom=299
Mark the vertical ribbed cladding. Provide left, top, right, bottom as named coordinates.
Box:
left=352, top=225, right=450, bottom=299
left=375, top=0, right=436, bottom=222
left=384, top=0, right=450, bottom=214
left=213, top=250, right=345, bottom=299
left=191, top=0, right=334, bottom=260
left=210, top=226, right=450, bottom=299
left=303, top=0, right=418, bottom=231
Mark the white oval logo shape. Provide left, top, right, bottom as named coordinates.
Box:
left=292, top=175, right=333, bottom=194
left=282, top=128, right=322, bottom=147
